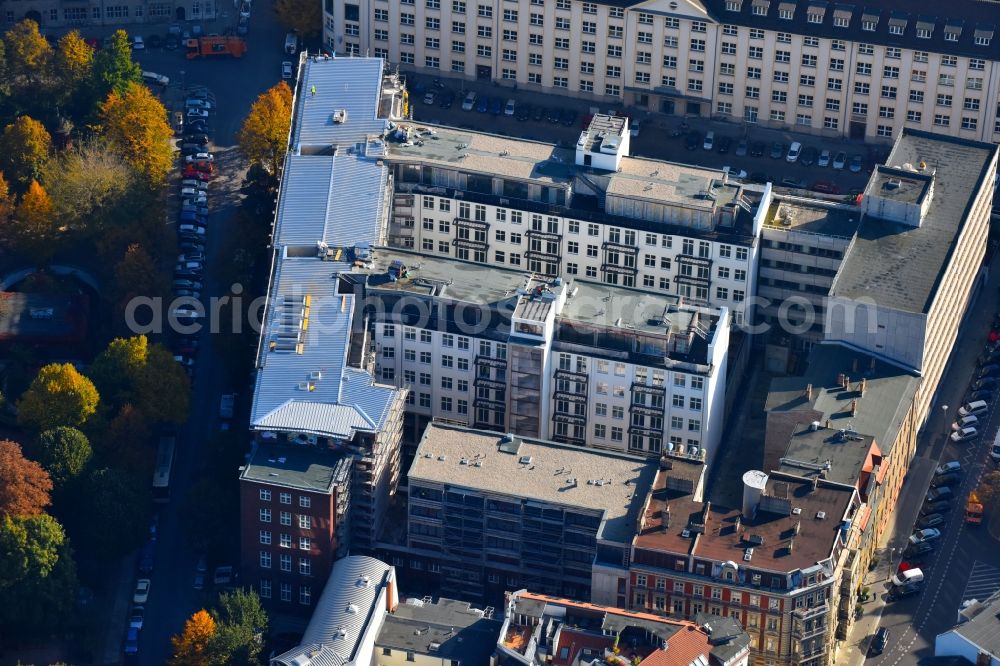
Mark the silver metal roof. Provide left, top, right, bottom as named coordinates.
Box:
left=271, top=555, right=394, bottom=666
left=273, top=155, right=388, bottom=249
left=293, top=56, right=388, bottom=150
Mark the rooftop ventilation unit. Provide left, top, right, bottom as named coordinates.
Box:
left=519, top=455, right=533, bottom=465
left=332, top=109, right=348, bottom=124
left=743, top=548, right=754, bottom=561
left=816, top=511, right=827, bottom=520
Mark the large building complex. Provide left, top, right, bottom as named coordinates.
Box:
left=324, top=0, right=1000, bottom=142
left=1, top=0, right=214, bottom=28
left=358, top=249, right=730, bottom=462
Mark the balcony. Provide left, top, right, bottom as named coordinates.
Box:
left=526, top=228, right=562, bottom=242
left=793, top=601, right=829, bottom=620
left=476, top=355, right=508, bottom=369
left=601, top=263, right=639, bottom=276
left=555, top=367, right=589, bottom=381
left=602, top=240, right=639, bottom=254
left=632, top=382, right=666, bottom=396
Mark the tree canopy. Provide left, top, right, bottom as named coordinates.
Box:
left=7, top=179, right=55, bottom=264
left=88, top=336, right=190, bottom=424
left=3, top=20, right=51, bottom=88
left=90, top=29, right=141, bottom=102
left=99, top=82, right=173, bottom=185
left=0, top=440, right=52, bottom=517
left=0, top=116, right=52, bottom=190
left=55, top=31, right=94, bottom=93
left=274, top=0, right=321, bottom=36
left=33, top=427, right=92, bottom=489
left=171, top=609, right=217, bottom=666
left=237, top=82, right=293, bottom=175
left=63, top=467, right=148, bottom=561
left=18, top=362, right=100, bottom=432
left=207, top=589, right=269, bottom=664
left=0, top=513, right=64, bottom=586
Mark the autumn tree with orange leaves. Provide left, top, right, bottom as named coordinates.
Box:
left=237, top=81, right=293, bottom=175
left=99, top=82, right=173, bottom=185
left=0, top=440, right=52, bottom=518
left=171, top=609, right=217, bottom=666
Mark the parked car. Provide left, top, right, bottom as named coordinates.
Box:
left=849, top=154, right=864, bottom=173
left=461, top=91, right=477, bottom=111
left=887, top=583, right=922, bottom=601
left=800, top=146, right=817, bottom=166
left=966, top=390, right=993, bottom=403
left=174, top=279, right=203, bottom=290
left=833, top=151, right=847, bottom=169
left=129, top=606, right=145, bottom=630
left=137, top=540, right=155, bottom=574
left=951, top=426, right=978, bottom=442
left=972, top=377, right=997, bottom=391
left=515, top=103, right=531, bottom=121
left=780, top=177, right=807, bottom=189
left=935, top=461, right=962, bottom=476
left=735, top=139, right=748, bottom=157
left=769, top=142, right=785, bottom=159
left=476, top=95, right=490, bottom=113
left=124, top=626, right=140, bottom=655
left=184, top=134, right=210, bottom=146
left=870, top=628, right=889, bottom=655
left=916, top=513, right=945, bottom=529
left=717, top=135, right=732, bottom=153
left=178, top=224, right=206, bottom=235
left=926, top=486, right=953, bottom=504
left=811, top=181, right=842, bottom=194
left=817, top=149, right=831, bottom=167
left=979, top=364, right=1000, bottom=378
left=533, top=106, right=547, bottom=122
left=560, top=109, right=577, bottom=127
left=960, top=400, right=990, bottom=417
left=177, top=252, right=205, bottom=263
left=133, top=579, right=151, bottom=604
left=786, top=141, right=802, bottom=162
left=504, top=99, right=516, bottom=116
left=685, top=131, right=702, bottom=151
left=187, top=107, right=209, bottom=119
left=132, top=35, right=145, bottom=50
left=903, top=541, right=934, bottom=558
left=931, top=472, right=960, bottom=488
left=185, top=99, right=213, bottom=110
left=282, top=61, right=293, bottom=79
left=546, top=107, right=562, bottom=123
left=952, top=415, right=979, bottom=430
left=908, top=528, right=941, bottom=545
left=182, top=204, right=209, bottom=216
left=437, top=90, right=454, bottom=109
left=920, top=500, right=951, bottom=515
left=185, top=152, right=214, bottom=163
left=181, top=179, right=208, bottom=190
left=750, top=141, right=766, bottom=157
left=703, top=131, right=715, bottom=151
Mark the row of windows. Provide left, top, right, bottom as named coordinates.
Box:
left=258, top=509, right=313, bottom=531
left=258, top=579, right=311, bottom=604
left=259, top=549, right=313, bottom=575
left=258, top=489, right=311, bottom=507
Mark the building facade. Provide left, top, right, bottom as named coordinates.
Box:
left=325, top=0, right=1000, bottom=142
left=1, top=0, right=216, bottom=29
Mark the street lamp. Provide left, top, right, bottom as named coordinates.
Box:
left=886, top=547, right=896, bottom=581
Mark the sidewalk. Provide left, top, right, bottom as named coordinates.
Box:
left=100, top=553, right=138, bottom=666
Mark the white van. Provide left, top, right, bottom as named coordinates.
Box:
left=959, top=400, right=989, bottom=417
left=284, top=32, right=297, bottom=54
left=142, top=71, right=170, bottom=87
left=890, top=568, right=924, bottom=587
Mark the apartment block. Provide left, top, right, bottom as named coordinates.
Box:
left=402, top=422, right=661, bottom=603
left=1, top=0, right=215, bottom=28
left=241, top=55, right=408, bottom=610
left=497, top=589, right=752, bottom=666
left=628, top=466, right=858, bottom=666
left=327, top=0, right=1000, bottom=142
left=355, top=248, right=730, bottom=464
left=384, top=115, right=770, bottom=327
left=824, top=129, right=997, bottom=426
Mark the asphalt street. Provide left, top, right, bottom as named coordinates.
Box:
left=96, top=5, right=290, bottom=664
left=859, top=258, right=1000, bottom=666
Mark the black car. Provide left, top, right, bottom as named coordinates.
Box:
left=870, top=628, right=889, bottom=655
left=438, top=90, right=455, bottom=109
left=685, top=131, right=702, bottom=151
left=147, top=34, right=162, bottom=48
left=920, top=500, right=951, bottom=515
left=560, top=109, right=578, bottom=127
left=931, top=472, right=960, bottom=488
left=165, top=35, right=179, bottom=50
left=716, top=136, right=733, bottom=154
left=515, top=103, right=531, bottom=121
left=916, top=512, right=945, bottom=529
left=888, top=584, right=922, bottom=601
left=770, top=142, right=786, bottom=159
left=750, top=141, right=766, bottom=157
left=973, top=377, right=998, bottom=391
left=184, top=123, right=208, bottom=135
left=967, top=389, right=994, bottom=402
left=903, top=541, right=934, bottom=558
left=979, top=364, right=1000, bottom=378
left=978, top=350, right=1000, bottom=365
left=533, top=106, right=547, bottom=122
left=735, top=139, right=748, bottom=157
left=748, top=172, right=768, bottom=184
left=547, top=107, right=562, bottom=123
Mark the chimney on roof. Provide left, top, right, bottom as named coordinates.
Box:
left=851, top=399, right=858, bottom=417
left=859, top=378, right=867, bottom=396
left=806, top=383, right=813, bottom=401
left=825, top=419, right=832, bottom=429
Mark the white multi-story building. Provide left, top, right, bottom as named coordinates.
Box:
left=359, top=247, right=731, bottom=466
left=325, top=0, right=1000, bottom=142
left=383, top=115, right=770, bottom=328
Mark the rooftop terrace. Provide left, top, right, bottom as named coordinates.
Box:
left=762, top=199, right=862, bottom=238
left=240, top=441, right=352, bottom=493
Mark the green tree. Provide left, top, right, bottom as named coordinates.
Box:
left=135, top=344, right=191, bottom=424
left=99, top=82, right=173, bottom=185
left=89, top=29, right=140, bottom=103
left=102, top=404, right=153, bottom=477
left=88, top=335, right=148, bottom=408
left=18, top=362, right=100, bottom=432
left=207, top=589, right=269, bottom=665
left=33, top=427, right=92, bottom=489
left=64, top=467, right=148, bottom=561
left=0, top=513, right=64, bottom=586
left=113, top=243, right=169, bottom=322
left=3, top=19, right=52, bottom=88
left=237, top=82, right=293, bottom=174
left=0, top=116, right=52, bottom=189
left=0, top=440, right=52, bottom=518
left=273, top=0, right=322, bottom=36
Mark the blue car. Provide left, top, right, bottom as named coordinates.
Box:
left=180, top=211, right=207, bottom=224
left=476, top=95, right=490, bottom=113
left=489, top=97, right=503, bottom=115
left=124, top=626, right=139, bottom=655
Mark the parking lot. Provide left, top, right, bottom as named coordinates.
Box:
left=406, top=73, right=879, bottom=197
